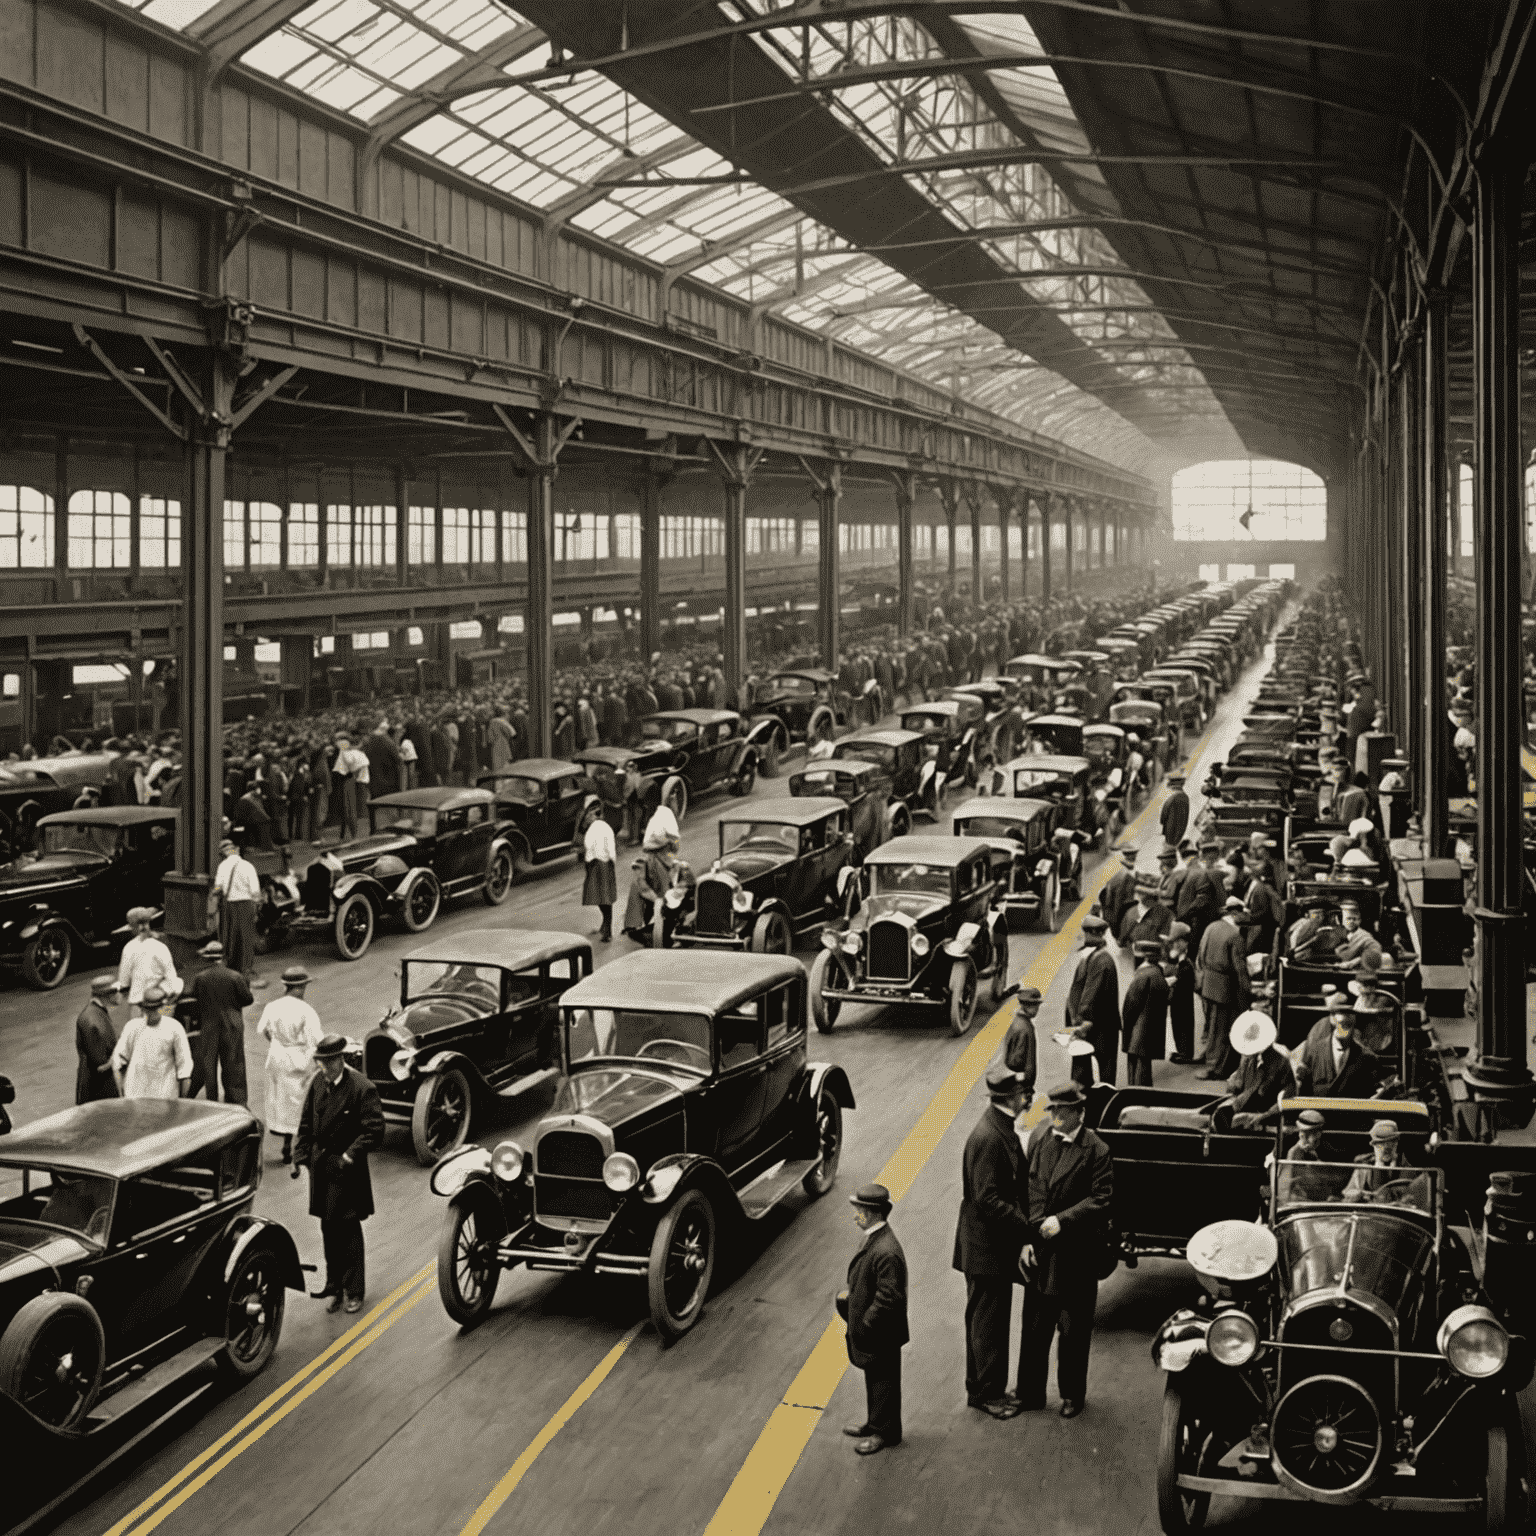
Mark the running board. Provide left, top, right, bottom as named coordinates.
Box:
left=738, top=1157, right=819, bottom=1220
left=496, top=1067, right=558, bottom=1098
left=84, top=1339, right=225, bottom=1430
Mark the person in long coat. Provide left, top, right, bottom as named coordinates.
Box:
left=837, top=1183, right=908, bottom=1456
left=1195, top=899, right=1251, bottom=1080
left=1174, top=843, right=1222, bottom=955
left=1120, top=941, right=1169, bottom=1086
left=1019, top=1081, right=1113, bottom=1417
left=111, top=987, right=192, bottom=1099
left=952, top=1065, right=1032, bottom=1418
left=1164, top=925, right=1198, bottom=1063
left=293, top=1033, right=384, bottom=1314
left=1065, top=915, right=1119, bottom=1088
left=1097, top=849, right=1140, bottom=940
left=257, top=966, right=324, bottom=1163
left=1294, top=1009, right=1379, bottom=1098
left=75, top=977, right=121, bottom=1103
left=579, top=802, right=618, bottom=942
left=1116, top=877, right=1174, bottom=950
left=1158, top=773, right=1190, bottom=849
left=187, top=939, right=253, bottom=1103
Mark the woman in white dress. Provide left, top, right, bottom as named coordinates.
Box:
left=257, top=965, right=324, bottom=1163
left=111, top=985, right=192, bottom=1099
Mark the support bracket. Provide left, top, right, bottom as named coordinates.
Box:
left=710, top=440, right=765, bottom=487
left=73, top=325, right=186, bottom=441
left=493, top=404, right=581, bottom=470
left=230, top=366, right=299, bottom=430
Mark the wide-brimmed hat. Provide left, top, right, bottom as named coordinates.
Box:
left=1045, top=1081, right=1087, bottom=1108
left=126, top=906, right=155, bottom=926
left=1230, top=1010, right=1277, bottom=1056
left=280, top=965, right=312, bottom=988
left=1341, top=849, right=1377, bottom=869
left=1347, top=817, right=1374, bottom=837
left=849, top=1182, right=893, bottom=1213
left=313, top=1034, right=350, bottom=1059
left=141, top=984, right=168, bottom=1008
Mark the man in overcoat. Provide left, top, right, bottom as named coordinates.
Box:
left=1116, top=875, right=1174, bottom=951
left=1294, top=1008, right=1378, bottom=1099
left=1066, top=915, right=1119, bottom=1088
left=1159, top=772, right=1190, bottom=849
left=952, top=1065, right=1032, bottom=1418
left=1195, top=897, right=1251, bottom=1081
left=1120, top=940, right=1169, bottom=1086
left=75, top=976, right=121, bottom=1103
left=1097, top=848, right=1140, bottom=940
left=187, top=939, right=252, bottom=1104
left=294, top=1033, right=385, bottom=1313
left=1019, top=1081, right=1113, bottom=1417
left=1174, top=841, right=1222, bottom=955
left=837, top=1183, right=908, bottom=1456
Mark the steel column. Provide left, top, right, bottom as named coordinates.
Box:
left=1062, top=500, right=1073, bottom=593
left=525, top=444, right=555, bottom=759
left=894, top=471, right=916, bottom=637
left=968, top=487, right=983, bottom=604
left=818, top=462, right=842, bottom=670
left=1039, top=495, right=1053, bottom=603
left=995, top=488, right=1010, bottom=604
left=1466, top=144, right=1533, bottom=1121
left=1422, top=291, right=1449, bottom=856
left=639, top=471, right=662, bottom=661
left=941, top=481, right=959, bottom=598
left=1400, top=331, right=1424, bottom=802
left=1019, top=495, right=1031, bottom=600
left=710, top=442, right=758, bottom=700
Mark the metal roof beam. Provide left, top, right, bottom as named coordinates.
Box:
left=187, top=0, right=313, bottom=74
left=541, top=133, right=698, bottom=237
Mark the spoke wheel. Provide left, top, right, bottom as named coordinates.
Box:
left=0, top=1293, right=104, bottom=1432
left=802, top=1086, right=842, bottom=1197
left=760, top=732, right=781, bottom=779
left=810, top=949, right=841, bottom=1033
left=662, top=777, right=689, bottom=824
left=1156, top=1379, right=1213, bottom=1535
left=333, top=892, right=374, bottom=961
left=807, top=709, right=833, bottom=748
left=220, top=1248, right=285, bottom=1380
left=401, top=874, right=441, bottom=933
left=437, top=1193, right=504, bottom=1329
left=647, top=1189, right=715, bottom=1344
left=412, top=1068, right=472, bottom=1166
left=948, top=957, right=978, bottom=1036
left=21, top=928, right=72, bottom=990
left=482, top=848, right=514, bottom=906
left=732, top=758, right=757, bottom=797
left=751, top=910, right=792, bottom=954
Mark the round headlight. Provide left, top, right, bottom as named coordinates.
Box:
left=603, top=1152, right=640, bottom=1193
left=732, top=889, right=753, bottom=913
left=911, top=933, right=930, bottom=956
left=1438, top=1305, right=1509, bottom=1379
left=389, top=1049, right=416, bottom=1082
left=841, top=931, right=863, bottom=955
left=491, top=1141, right=525, bottom=1183
left=1206, top=1310, right=1260, bottom=1367
left=821, top=930, right=840, bottom=950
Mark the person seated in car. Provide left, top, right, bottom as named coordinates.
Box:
left=1332, top=899, right=1382, bottom=970
left=1343, top=1119, right=1423, bottom=1203
left=1052, top=826, right=1083, bottom=903
left=1286, top=897, right=1339, bottom=961
left=1223, top=1010, right=1293, bottom=1130
left=1280, top=1108, right=1337, bottom=1202
left=1349, top=962, right=1398, bottom=1055
left=1294, top=1000, right=1378, bottom=1098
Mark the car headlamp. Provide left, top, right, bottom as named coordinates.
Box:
left=491, top=1141, right=525, bottom=1183
left=1438, top=1305, right=1509, bottom=1379
left=841, top=931, right=863, bottom=955
left=911, top=933, right=930, bottom=956
left=603, top=1152, right=641, bottom=1193
left=1206, top=1310, right=1260, bottom=1367
left=429, top=1145, right=492, bottom=1197
left=389, top=1049, right=416, bottom=1082
left=821, top=930, right=841, bottom=951
left=732, top=889, right=753, bottom=913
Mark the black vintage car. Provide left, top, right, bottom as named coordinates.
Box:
left=789, top=758, right=911, bottom=857
left=478, top=758, right=601, bottom=876
left=1005, top=753, right=1094, bottom=833
left=1020, top=712, right=1086, bottom=759
left=1153, top=1098, right=1530, bottom=1534
left=811, top=835, right=1010, bottom=1036
left=749, top=669, right=869, bottom=763
left=365, top=931, right=592, bottom=1165
left=429, top=950, right=854, bottom=1342
left=663, top=799, right=859, bottom=954
left=833, top=728, right=934, bottom=818
left=1004, top=654, right=1081, bottom=712
left=0, top=807, right=177, bottom=989
left=943, top=679, right=1030, bottom=766
left=900, top=701, right=984, bottom=804
left=257, top=787, right=514, bottom=962
left=0, top=1099, right=302, bottom=1438
left=950, top=797, right=1062, bottom=930
left=0, top=754, right=118, bottom=856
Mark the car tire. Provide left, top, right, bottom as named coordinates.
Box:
left=732, top=757, right=757, bottom=797
left=807, top=707, right=834, bottom=748
left=333, top=892, right=374, bottom=961
left=647, top=1188, right=715, bottom=1345
left=437, top=1188, right=504, bottom=1329
left=662, top=776, right=689, bottom=824
left=884, top=803, right=912, bottom=843
left=947, top=957, right=978, bottom=1037
left=401, top=873, right=442, bottom=933
left=482, top=847, right=515, bottom=906
left=809, top=949, right=841, bottom=1033
left=20, top=928, right=72, bottom=991
left=651, top=907, right=669, bottom=950
left=411, top=1068, right=473, bottom=1166
left=801, top=1085, right=842, bottom=1198
left=217, top=1244, right=286, bottom=1382
left=988, top=926, right=1009, bottom=1004
left=760, top=730, right=783, bottom=779
left=0, top=1292, right=105, bottom=1432
left=1156, top=1378, right=1213, bottom=1535
left=750, top=910, right=792, bottom=955
left=1485, top=1414, right=1524, bottom=1535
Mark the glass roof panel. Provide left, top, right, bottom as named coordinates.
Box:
left=122, top=0, right=226, bottom=26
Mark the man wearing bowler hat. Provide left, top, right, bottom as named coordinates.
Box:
left=837, top=1183, right=908, bottom=1455
left=75, top=976, right=122, bottom=1103
left=953, top=1064, right=1032, bottom=1418
left=1066, top=915, right=1119, bottom=1088
left=1195, top=897, right=1251, bottom=1080
left=1120, top=940, right=1169, bottom=1086
left=294, top=1033, right=384, bottom=1314
left=1117, top=874, right=1174, bottom=950
left=1019, top=1081, right=1113, bottom=1417
left=1343, top=1119, right=1421, bottom=1203
left=187, top=938, right=253, bottom=1104
left=1159, top=772, right=1190, bottom=849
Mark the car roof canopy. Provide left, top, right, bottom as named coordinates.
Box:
left=403, top=929, right=591, bottom=971
left=951, top=797, right=1052, bottom=823
left=720, top=797, right=845, bottom=827
left=864, top=835, right=992, bottom=868
left=561, top=950, right=804, bottom=1015
left=1006, top=754, right=1091, bottom=774
left=482, top=758, right=583, bottom=782
left=0, top=1099, right=259, bottom=1179
left=371, top=787, right=495, bottom=811
left=38, top=806, right=178, bottom=827
left=837, top=729, right=922, bottom=750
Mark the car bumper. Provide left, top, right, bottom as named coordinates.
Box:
left=496, top=1220, right=649, bottom=1276
left=822, top=982, right=947, bottom=1007
left=1172, top=1475, right=1479, bottom=1515
left=672, top=930, right=751, bottom=950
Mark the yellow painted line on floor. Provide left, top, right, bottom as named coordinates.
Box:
left=700, top=727, right=1216, bottom=1536
left=103, top=1266, right=436, bottom=1536
left=457, top=1322, right=645, bottom=1536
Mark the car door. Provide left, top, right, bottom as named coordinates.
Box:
left=432, top=808, right=471, bottom=885
left=546, top=775, right=587, bottom=852
left=795, top=811, right=846, bottom=921
left=955, top=852, right=993, bottom=931
left=710, top=1005, right=766, bottom=1173
left=755, top=981, right=806, bottom=1153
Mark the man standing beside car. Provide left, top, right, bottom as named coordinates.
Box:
left=187, top=939, right=253, bottom=1104
left=837, top=1183, right=908, bottom=1457
left=1065, top=915, right=1119, bottom=1088
left=294, top=1033, right=384, bottom=1316
left=213, top=838, right=262, bottom=982
left=75, top=976, right=122, bottom=1103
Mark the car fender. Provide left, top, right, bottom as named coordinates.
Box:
left=943, top=920, right=982, bottom=959
left=639, top=1152, right=740, bottom=1217
left=1151, top=1309, right=1210, bottom=1372
left=416, top=1049, right=482, bottom=1086
left=835, top=864, right=860, bottom=899
left=332, top=872, right=386, bottom=910
left=744, top=715, right=784, bottom=751
left=729, top=742, right=759, bottom=776
left=754, top=896, right=788, bottom=921
left=14, top=911, right=85, bottom=948
left=390, top=865, right=439, bottom=909
left=489, top=830, right=522, bottom=868
left=798, top=1062, right=856, bottom=1138
left=219, top=1215, right=307, bottom=1293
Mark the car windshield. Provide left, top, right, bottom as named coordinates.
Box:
left=373, top=806, right=436, bottom=836
left=404, top=961, right=504, bottom=1006
left=836, top=742, right=894, bottom=769
left=565, top=1008, right=713, bottom=1073
left=0, top=1165, right=115, bottom=1243
left=870, top=863, right=951, bottom=899
left=1014, top=768, right=1068, bottom=795
left=1025, top=724, right=1081, bottom=755
left=641, top=718, right=695, bottom=743
left=794, top=768, right=859, bottom=800
left=1275, top=1157, right=1436, bottom=1217
left=902, top=713, right=947, bottom=734
left=41, top=823, right=121, bottom=859
left=488, top=776, right=543, bottom=806
left=765, top=675, right=817, bottom=697
left=721, top=822, right=800, bottom=857
left=956, top=817, right=1026, bottom=841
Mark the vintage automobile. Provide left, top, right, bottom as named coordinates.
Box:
left=0, top=1099, right=303, bottom=1438
left=942, top=679, right=1030, bottom=765
left=256, top=788, right=514, bottom=962
left=1004, top=754, right=1094, bottom=834
left=1019, top=713, right=1086, bottom=759
left=900, top=701, right=987, bottom=805
left=1152, top=1098, right=1530, bottom=1534
left=789, top=758, right=912, bottom=857
left=574, top=709, right=769, bottom=826
left=810, top=835, right=1010, bottom=1036
left=1083, top=722, right=1143, bottom=838
left=1109, top=698, right=1176, bottom=775
left=364, top=931, right=592, bottom=1165
left=477, top=759, right=602, bottom=875
left=950, top=797, right=1062, bottom=930
left=1004, top=654, right=1082, bottom=711
left=662, top=800, right=859, bottom=954
left=429, top=950, right=854, bottom=1342
left=835, top=728, right=939, bottom=819
left=0, top=754, right=119, bottom=853
left=748, top=669, right=870, bottom=763
left=1058, top=651, right=1117, bottom=719
left=1143, top=667, right=1209, bottom=730
left=0, top=807, right=177, bottom=989
left=1092, top=635, right=1146, bottom=682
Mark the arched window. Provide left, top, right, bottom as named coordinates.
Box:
left=0, top=486, right=54, bottom=568
left=1171, top=461, right=1326, bottom=541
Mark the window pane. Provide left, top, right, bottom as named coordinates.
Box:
left=500, top=510, right=526, bottom=563
left=139, top=496, right=181, bottom=569
left=288, top=502, right=319, bottom=568
left=1171, top=460, right=1327, bottom=542
left=355, top=504, right=394, bottom=568
left=68, top=490, right=131, bottom=569
left=409, top=505, right=435, bottom=565
left=224, top=500, right=245, bottom=568
left=442, top=506, right=470, bottom=563
left=327, top=503, right=352, bottom=567
left=248, top=501, right=281, bottom=567
left=0, top=486, right=55, bottom=568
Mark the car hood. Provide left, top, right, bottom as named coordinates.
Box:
left=0, top=1224, right=92, bottom=1286
left=858, top=894, right=947, bottom=923
left=330, top=833, right=419, bottom=869
left=552, top=1068, right=687, bottom=1131
left=0, top=854, right=101, bottom=897
left=717, top=850, right=792, bottom=881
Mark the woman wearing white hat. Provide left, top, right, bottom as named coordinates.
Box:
left=621, top=808, right=691, bottom=943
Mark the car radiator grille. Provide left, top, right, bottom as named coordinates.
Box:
left=535, top=1130, right=612, bottom=1222
left=866, top=920, right=910, bottom=981
left=365, top=1037, right=397, bottom=1083
left=694, top=879, right=736, bottom=935
left=301, top=863, right=332, bottom=913
left=537, top=1130, right=606, bottom=1178
left=535, top=1176, right=614, bottom=1221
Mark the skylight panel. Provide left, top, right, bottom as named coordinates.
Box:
left=129, top=0, right=225, bottom=27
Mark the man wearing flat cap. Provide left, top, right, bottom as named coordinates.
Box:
left=75, top=976, right=122, bottom=1104
left=1066, top=915, right=1119, bottom=1089
left=996, top=987, right=1042, bottom=1097
left=1286, top=897, right=1338, bottom=962
left=1155, top=845, right=1183, bottom=909
left=1121, top=940, right=1169, bottom=1086
left=1194, top=897, right=1250, bottom=1081
left=1117, top=875, right=1174, bottom=952
left=1159, top=773, right=1189, bottom=850
left=293, top=1032, right=384, bottom=1314
left=953, top=1064, right=1033, bottom=1418
left=187, top=939, right=253, bottom=1104
left=1097, top=848, right=1140, bottom=942
left=838, top=1183, right=908, bottom=1455
left=1343, top=1120, right=1423, bottom=1203
left=1019, top=1082, right=1113, bottom=1417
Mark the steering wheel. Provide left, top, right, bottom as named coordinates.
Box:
left=1369, top=1178, right=1423, bottom=1205
left=636, top=1039, right=711, bottom=1070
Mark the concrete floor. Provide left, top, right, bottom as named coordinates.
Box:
left=3, top=630, right=1375, bottom=1536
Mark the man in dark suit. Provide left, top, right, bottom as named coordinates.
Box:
left=838, top=1183, right=908, bottom=1456
left=1174, top=841, right=1222, bottom=955
left=952, top=1065, right=1032, bottom=1418
left=997, top=986, right=1042, bottom=1100
left=294, top=1033, right=385, bottom=1313
left=1020, top=1081, right=1114, bottom=1417
left=1116, top=876, right=1174, bottom=951
left=1120, top=941, right=1169, bottom=1086
left=1098, top=848, right=1140, bottom=940
left=1066, top=915, right=1119, bottom=1087
left=1159, top=773, right=1190, bottom=849
left=75, top=976, right=121, bottom=1103
left=1223, top=1009, right=1293, bottom=1128
left=187, top=939, right=253, bottom=1104
left=1294, top=1008, right=1378, bottom=1098
left=1196, top=898, right=1251, bottom=1081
